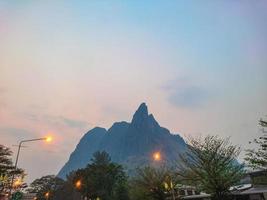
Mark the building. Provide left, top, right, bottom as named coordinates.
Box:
left=181, top=170, right=267, bottom=200
left=233, top=185, right=267, bottom=200
left=21, top=193, right=36, bottom=200
left=181, top=193, right=211, bottom=200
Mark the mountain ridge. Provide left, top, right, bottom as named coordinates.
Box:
left=58, top=103, right=187, bottom=179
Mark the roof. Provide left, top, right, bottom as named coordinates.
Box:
left=230, top=184, right=252, bottom=191
left=240, top=186, right=267, bottom=195
left=247, top=170, right=267, bottom=176
left=177, top=185, right=197, bottom=189
left=182, top=194, right=211, bottom=199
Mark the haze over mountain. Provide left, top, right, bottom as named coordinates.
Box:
left=58, top=103, right=187, bottom=178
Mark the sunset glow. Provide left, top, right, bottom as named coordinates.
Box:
left=0, top=0, right=266, bottom=183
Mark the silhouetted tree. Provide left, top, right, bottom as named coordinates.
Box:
left=0, top=145, right=24, bottom=197
left=27, top=175, right=64, bottom=200
left=245, top=119, right=267, bottom=170
left=74, top=151, right=129, bottom=200
left=178, top=135, right=244, bottom=200
left=130, top=166, right=174, bottom=200
left=53, top=172, right=81, bottom=200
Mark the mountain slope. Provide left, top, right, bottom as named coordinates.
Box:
left=58, top=103, right=187, bottom=178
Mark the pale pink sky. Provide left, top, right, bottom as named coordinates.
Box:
left=0, top=1, right=267, bottom=182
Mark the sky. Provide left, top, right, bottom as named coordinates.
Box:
left=0, top=0, right=267, bottom=182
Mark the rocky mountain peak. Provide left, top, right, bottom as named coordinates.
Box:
left=131, top=103, right=161, bottom=131
left=131, top=103, right=149, bottom=126
left=133, top=102, right=148, bottom=118
left=58, top=102, right=187, bottom=179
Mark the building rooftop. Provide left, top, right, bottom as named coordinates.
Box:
left=240, top=185, right=267, bottom=195
left=182, top=194, right=211, bottom=199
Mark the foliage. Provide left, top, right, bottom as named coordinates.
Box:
left=129, top=184, right=152, bottom=200
left=27, top=175, right=64, bottom=200
left=53, top=172, right=81, bottom=200
left=251, top=171, right=267, bottom=185
left=178, top=135, right=244, bottom=200
left=73, top=151, right=129, bottom=200
left=245, top=119, right=267, bottom=170
left=0, top=145, right=24, bottom=197
left=130, top=166, right=175, bottom=200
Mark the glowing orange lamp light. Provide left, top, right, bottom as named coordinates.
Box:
left=153, top=151, right=161, bottom=161
left=75, top=180, right=82, bottom=189
left=45, top=136, right=52, bottom=142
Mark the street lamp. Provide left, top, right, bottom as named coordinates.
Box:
left=152, top=151, right=176, bottom=200
left=13, top=178, right=22, bottom=188
left=9, top=136, right=52, bottom=197
left=168, top=176, right=176, bottom=200
left=75, top=180, right=82, bottom=189
left=153, top=151, right=161, bottom=161
left=74, top=180, right=83, bottom=200
left=45, top=191, right=50, bottom=200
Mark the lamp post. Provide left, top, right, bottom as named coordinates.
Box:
left=152, top=151, right=176, bottom=200
left=153, top=151, right=161, bottom=161
left=75, top=180, right=82, bottom=189
left=9, top=137, right=52, bottom=198
left=75, top=180, right=84, bottom=200
left=45, top=191, right=50, bottom=200
left=169, top=176, right=176, bottom=200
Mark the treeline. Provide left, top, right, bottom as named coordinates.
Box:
left=0, top=119, right=266, bottom=200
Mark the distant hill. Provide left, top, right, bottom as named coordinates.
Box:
left=58, top=103, right=187, bottom=178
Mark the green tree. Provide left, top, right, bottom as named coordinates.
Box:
left=27, top=175, right=65, bottom=200
left=0, top=145, right=24, bottom=197
left=245, top=119, right=267, bottom=170
left=74, top=151, right=129, bottom=200
left=130, top=166, right=174, bottom=200
left=178, top=135, right=244, bottom=200
left=53, top=172, right=82, bottom=200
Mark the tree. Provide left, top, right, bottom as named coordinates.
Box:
left=245, top=119, right=267, bottom=170
left=0, top=145, right=24, bottom=197
left=27, top=175, right=65, bottom=200
left=178, top=135, right=244, bottom=200
left=74, top=151, right=129, bottom=200
left=53, top=172, right=82, bottom=200
left=130, top=166, right=175, bottom=200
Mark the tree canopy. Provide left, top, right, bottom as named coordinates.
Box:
left=245, top=119, right=267, bottom=170
left=0, top=145, right=24, bottom=197
left=27, top=175, right=65, bottom=200
left=73, top=151, right=129, bottom=200
left=130, top=166, right=175, bottom=200
left=178, top=135, right=244, bottom=200
left=52, top=172, right=81, bottom=200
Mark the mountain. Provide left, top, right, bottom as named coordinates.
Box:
left=58, top=103, right=187, bottom=179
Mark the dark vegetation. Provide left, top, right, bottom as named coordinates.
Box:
left=245, top=119, right=267, bottom=170
left=1, top=118, right=266, bottom=200
left=0, top=145, right=25, bottom=198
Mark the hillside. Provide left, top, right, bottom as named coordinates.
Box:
left=58, top=103, right=187, bottom=178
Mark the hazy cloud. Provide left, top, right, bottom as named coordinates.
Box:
left=0, top=87, right=6, bottom=108
left=168, top=86, right=211, bottom=108
left=163, top=79, right=213, bottom=108
left=1, top=0, right=266, bottom=183
left=59, top=117, right=88, bottom=128
left=0, top=127, right=35, bottom=140
left=22, top=113, right=89, bottom=129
